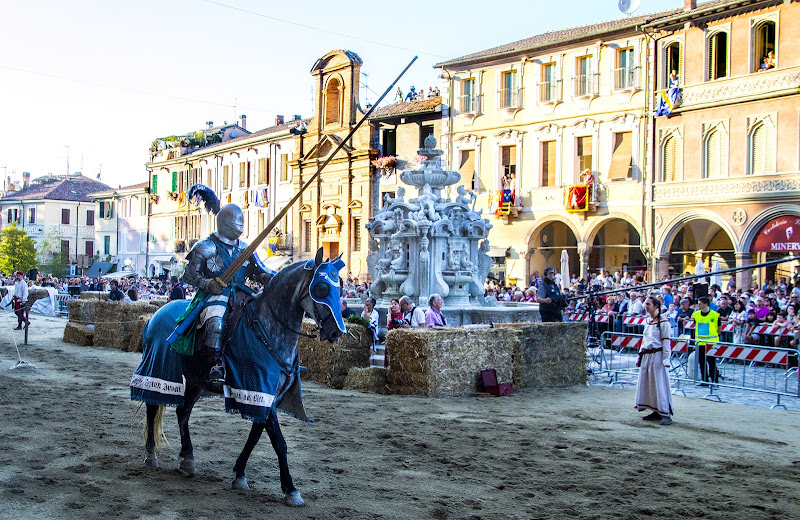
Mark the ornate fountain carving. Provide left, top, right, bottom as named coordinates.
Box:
left=366, top=136, right=494, bottom=306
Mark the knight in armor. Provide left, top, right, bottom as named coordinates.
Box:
left=182, top=186, right=274, bottom=385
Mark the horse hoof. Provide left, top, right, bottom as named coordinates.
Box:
left=144, top=453, right=159, bottom=469
left=231, top=476, right=249, bottom=490
left=178, top=457, right=195, bottom=477
left=284, top=490, right=304, bottom=507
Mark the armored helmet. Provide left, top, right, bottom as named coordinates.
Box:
left=216, top=203, right=244, bottom=242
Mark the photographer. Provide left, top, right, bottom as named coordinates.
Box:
left=536, top=267, right=566, bottom=322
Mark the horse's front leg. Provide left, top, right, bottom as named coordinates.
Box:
left=264, top=411, right=303, bottom=507
left=175, top=383, right=201, bottom=476
left=232, top=422, right=265, bottom=491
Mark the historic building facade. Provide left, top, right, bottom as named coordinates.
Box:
left=645, top=0, right=800, bottom=289
left=291, top=50, right=375, bottom=277
left=89, top=182, right=150, bottom=276
left=434, top=12, right=676, bottom=285
left=145, top=118, right=304, bottom=277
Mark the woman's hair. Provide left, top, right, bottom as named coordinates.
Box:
left=646, top=296, right=662, bottom=321
left=733, top=300, right=745, bottom=312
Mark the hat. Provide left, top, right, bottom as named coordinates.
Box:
left=15, top=271, right=24, bottom=277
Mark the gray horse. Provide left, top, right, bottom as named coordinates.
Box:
left=131, top=249, right=345, bottom=506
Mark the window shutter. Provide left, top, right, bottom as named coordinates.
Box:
left=608, top=132, right=633, bottom=180
left=751, top=123, right=775, bottom=175
left=708, top=35, right=716, bottom=80
left=171, top=171, right=177, bottom=192
left=152, top=174, right=158, bottom=194
left=705, top=130, right=720, bottom=178
left=663, top=136, right=676, bottom=182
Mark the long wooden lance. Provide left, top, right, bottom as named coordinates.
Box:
left=218, top=55, right=418, bottom=283
left=166, top=56, right=417, bottom=345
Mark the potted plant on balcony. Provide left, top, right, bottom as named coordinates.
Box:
left=371, top=155, right=397, bottom=176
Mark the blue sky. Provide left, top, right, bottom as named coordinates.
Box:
left=0, top=0, right=684, bottom=189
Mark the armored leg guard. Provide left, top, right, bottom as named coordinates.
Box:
left=205, top=317, right=225, bottom=384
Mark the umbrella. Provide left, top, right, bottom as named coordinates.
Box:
left=560, top=250, right=570, bottom=291
left=694, top=259, right=706, bottom=284
left=710, top=259, right=722, bottom=288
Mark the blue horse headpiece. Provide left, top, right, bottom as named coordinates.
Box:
left=305, top=257, right=346, bottom=333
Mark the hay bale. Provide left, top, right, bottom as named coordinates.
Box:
left=386, top=327, right=517, bottom=397
left=343, top=367, right=387, bottom=394
left=67, top=299, right=97, bottom=325
left=129, top=316, right=151, bottom=353
left=93, top=301, right=157, bottom=350
left=513, top=322, right=587, bottom=389
left=79, top=291, right=109, bottom=301
left=297, top=319, right=371, bottom=389
left=62, top=322, right=94, bottom=346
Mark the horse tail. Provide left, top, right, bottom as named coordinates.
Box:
left=142, top=405, right=168, bottom=451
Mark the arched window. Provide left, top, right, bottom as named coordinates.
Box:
left=665, top=42, right=681, bottom=87
left=749, top=121, right=776, bottom=175
left=707, top=31, right=728, bottom=80
left=753, top=20, right=776, bottom=72
left=703, top=126, right=727, bottom=179
left=325, top=78, right=341, bottom=126
left=661, top=134, right=682, bottom=182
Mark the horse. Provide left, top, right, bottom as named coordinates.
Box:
left=130, top=248, right=345, bottom=507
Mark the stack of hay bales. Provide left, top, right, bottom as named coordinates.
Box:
left=386, top=322, right=587, bottom=397
left=343, top=367, right=387, bottom=394
left=386, top=327, right=517, bottom=397
left=514, top=322, right=587, bottom=388
left=93, top=301, right=162, bottom=351
left=79, top=291, right=109, bottom=301
left=297, top=319, right=372, bottom=389
left=63, top=299, right=165, bottom=350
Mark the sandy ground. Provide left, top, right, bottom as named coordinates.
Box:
left=1, top=314, right=799, bottom=520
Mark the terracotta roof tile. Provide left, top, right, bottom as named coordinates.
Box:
left=1, top=175, right=111, bottom=203
left=368, top=97, right=442, bottom=120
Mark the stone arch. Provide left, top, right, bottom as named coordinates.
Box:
left=585, top=212, right=641, bottom=248
left=324, top=75, right=343, bottom=126
left=523, top=215, right=581, bottom=248
left=524, top=216, right=581, bottom=284
left=656, top=209, right=738, bottom=257
left=584, top=214, right=646, bottom=276
left=739, top=204, right=800, bottom=254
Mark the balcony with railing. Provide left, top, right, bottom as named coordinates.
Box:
left=458, top=94, right=480, bottom=114
left=613, top=66, right=640, bottom=91
left=497, top=87, right=523, bottom=119
left=537, top=79, right=562, bottom=103
left=573, top=73, right=599, bottom=97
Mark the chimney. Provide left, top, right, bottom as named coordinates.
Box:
left=23, top=171, right=30, bottom=189
left=240, top=114, right=246, bottom=130
left=276, top=115, right=285, bottom=125
left=293, top=114, right=301, bottom=121
left=684, top=0, right=696, bottom=10
left=207, top=120, right=214, bottom=129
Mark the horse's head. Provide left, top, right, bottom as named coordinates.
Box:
left=299, top=248, right=346, bottom=343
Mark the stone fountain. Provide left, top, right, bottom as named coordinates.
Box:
left=366, top=136, right=539, bottom=327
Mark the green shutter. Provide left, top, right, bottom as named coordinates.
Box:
left=152, top=174, right=158, bottom=194
left=172, top=171, right=178, bottom=192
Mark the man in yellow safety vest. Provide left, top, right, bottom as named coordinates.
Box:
left=692, top=296, right=720, bottom=386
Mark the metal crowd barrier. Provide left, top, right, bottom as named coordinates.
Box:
left=54, top=294, right=76, bottom=317
left=588, top=331, right=799, bottom=410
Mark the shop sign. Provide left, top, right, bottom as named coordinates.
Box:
left=752, top=216, right=800, bottom=252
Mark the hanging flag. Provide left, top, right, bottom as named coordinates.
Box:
left=655, top=87, right=681, bottom=117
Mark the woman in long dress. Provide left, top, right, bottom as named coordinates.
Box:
left=635, top=296, right=674, bottom=425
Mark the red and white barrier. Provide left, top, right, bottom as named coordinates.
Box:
left=622, top=316, right=648, bottom=326
left=705, top=344, right=789, bottom=365
left=611, top=335, right=642, bottom=349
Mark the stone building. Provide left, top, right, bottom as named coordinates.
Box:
left=291, top=50, right=374, bottom=277
left=645, top=0, right=800, bottom=289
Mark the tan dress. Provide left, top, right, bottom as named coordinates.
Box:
left=634, top=317, right=673, bottom=416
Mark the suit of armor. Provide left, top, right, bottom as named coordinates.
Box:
left=182, top=216, right=273, bottom=377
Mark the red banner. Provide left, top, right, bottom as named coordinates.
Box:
left=566, top=185, right=588, bottom=212
left=752, top=216, right=800, bottom=252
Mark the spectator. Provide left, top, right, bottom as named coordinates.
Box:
left=731, top=300, right=747, bottom=344
left=387, top=298, right=405, bottom=331
left=340, top=298, right=354, bottom=319
left=125, top=288, right=139, bottom=302
left=753, top=297, right=770, bottom=320
left=400, top=295, right=426, bottom=328
left=108, top=280, right=125, bottom=302
left=744, top=309, right=761, bottom=345
left=169, top=275, right=187, bottom=301
left=424, top=293, right=447, bottom=327
left=361, top=297, right=379, bottom=344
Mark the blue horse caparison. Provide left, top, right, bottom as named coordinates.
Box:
left=131, top=249, right=345, bottom=507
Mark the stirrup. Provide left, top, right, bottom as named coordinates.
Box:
left=209, top=365, right=225, bottom=383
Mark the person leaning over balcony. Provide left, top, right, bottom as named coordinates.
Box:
left=635, top=296, right=674, bottom=426
left=425, top=293, right=447, bottom=327
left=668, top=70, right=680, bottom=87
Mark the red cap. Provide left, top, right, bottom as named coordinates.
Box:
left=15, top=271, right=24, bottom=277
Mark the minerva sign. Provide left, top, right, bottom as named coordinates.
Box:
left=752, top=217, right=800, bottom=252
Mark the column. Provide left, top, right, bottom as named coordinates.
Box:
left=577, top=242, right=592, bottom=281
left=735, top=252, right=753, bottom=292
left=523, top=249, right=532, bottom=286
left=654, top=254, right=671, bottom=281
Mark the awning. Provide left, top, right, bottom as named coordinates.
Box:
left=262, top=255, right=292, bottom=271
left=101, top=271, right=137, bottom=280
left=85, top=262, right=114, bottom=278
left=488, top=247, right=509, bottom=258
